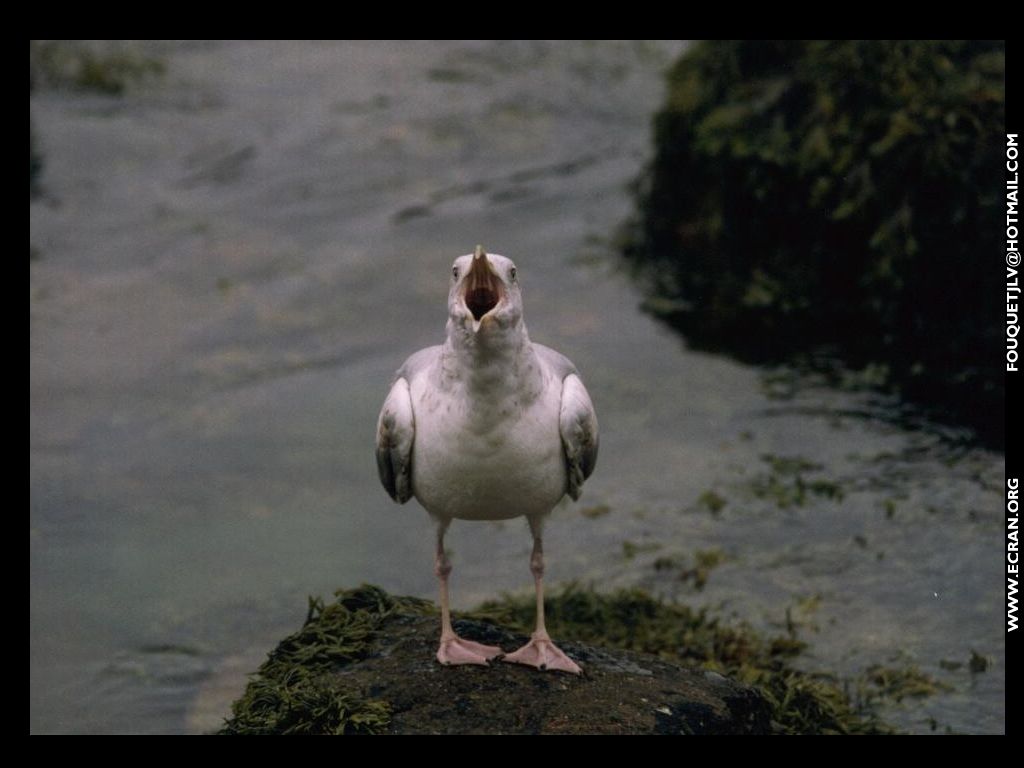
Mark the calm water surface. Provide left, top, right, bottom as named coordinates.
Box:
left=30, top=41, right=1004, bottom=734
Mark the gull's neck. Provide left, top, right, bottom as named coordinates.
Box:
left=441, top=318, right=542, bottom=401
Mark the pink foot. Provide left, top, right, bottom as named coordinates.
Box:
left=436, top=635, right=503, bottom=667
left=502, top=633, right=582, bottom=675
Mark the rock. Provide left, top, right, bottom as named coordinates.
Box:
left=220, top=585, right=772, bottom=735
left=337, top=615, right=769, bottom=735
left=624, top=40, right=1006, bottom=447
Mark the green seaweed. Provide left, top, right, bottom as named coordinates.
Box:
left=31, top=41, right=165, bottom=95
left=579, top=503, right=611, bottom=519
left=223, top=583, right=951, bottom=735
left=794, top=594, right=822, bottom=615
left=859, top=665, right=952, bottom=703
left=625, top=40, right=1005, bottom=447
left=220, top=585, right=432, bottom=735
left=685, top=548, right=728, bottom=589
left=622, top=539, right=661, bottom=559
left=697, top=489, right=728, bottom=514
left=651, top=548, right=727, bottom=589
left=761, top=454, right=823, bottom=476
left=471, top=584, right=889, bottom=734
left=748, top=454, right=844, bottom=509
left=750, top=473, right=842, bottom=509
left=969, top=650, right=990, bottom=674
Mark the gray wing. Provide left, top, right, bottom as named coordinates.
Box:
left=559, top=373, right=599, bottom=500
left=375, top=376, right=415, bottom=503
left=375, top=347, right=440, bottom=503
left=534, top=344, right=599, bottom=501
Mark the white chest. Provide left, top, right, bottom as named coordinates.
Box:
left=409, top=372, right=567, bottom=521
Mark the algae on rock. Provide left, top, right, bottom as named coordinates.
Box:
left=221, top=586, right=432, bottom=735
left=625, top=40, right=1005, bottom=446
left=220, top=584, right=905, bottom=735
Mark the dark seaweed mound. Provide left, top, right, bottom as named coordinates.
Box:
left=626, top=41, right=1005, bottom=446
left=221, top=584, right=905, bottom=735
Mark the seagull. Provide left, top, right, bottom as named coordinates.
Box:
left=375, top=246, right=598, bottom=674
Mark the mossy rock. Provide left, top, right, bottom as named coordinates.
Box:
left=30, top=41, right=164, bottom=95
left=220, top=585, right=891, bottom=735
left=626, top=41, right=1005, bottom=446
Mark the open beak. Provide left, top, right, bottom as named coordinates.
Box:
left=463, top=246, right=503, bottom=332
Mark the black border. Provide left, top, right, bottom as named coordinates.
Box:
left=1006, top=37, right=1016, bottom=739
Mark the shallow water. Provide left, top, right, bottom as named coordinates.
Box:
left=30, top=40, right=1004, bottom=734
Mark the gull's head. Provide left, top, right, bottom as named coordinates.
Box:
left=448, top=245, right=523, bottom=337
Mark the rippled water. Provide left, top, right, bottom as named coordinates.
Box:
left=30, top=40, right=1004, bottom=734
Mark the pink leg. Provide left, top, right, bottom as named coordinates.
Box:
left=434, top=519, right=502, bottom=666
left=502, top=517, right=582, bottom=675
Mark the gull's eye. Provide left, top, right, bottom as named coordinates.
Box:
left=452, top=265, right=459, bottom=279
left=510, top=267, right=517, bottom=282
